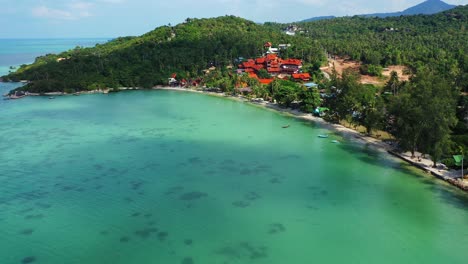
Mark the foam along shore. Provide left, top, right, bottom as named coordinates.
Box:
left=154, top=86, right=468, bottom=192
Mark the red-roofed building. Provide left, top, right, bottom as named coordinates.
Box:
left=255, top=58, right=265, bottom=64
left=259, top=79, right=274, bottom=85
left=281, top=59, right=302, bottom=74
left=282, top=59, right=302, bottom=66
left=267, top=67, right=281, bottom=74
left=249, top=73, right=258, bottom=79
left=237, top=50, right=303, bottom=77
left=265, top=54, right=278, bottom=62
left=292, top=73, right=311, bottom=81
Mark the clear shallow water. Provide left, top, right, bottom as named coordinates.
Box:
left=0, top=39, right=109, bottom=76
left=1, top=90, right=467, bottom=264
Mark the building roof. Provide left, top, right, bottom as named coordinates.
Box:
left=249, top=73, right=258, bottom=79
left=292, top=73, right=311, bottom=80
left=267, top=67, right=281, bottom=73
left=255, top=58, right=265, bottom=64
left=282, top=59, right=302, bottom=66
left=259, top=79, right=274, bottom=85
left=304, top=82, right=318, bottom=88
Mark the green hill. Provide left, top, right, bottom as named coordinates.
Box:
left=3, top=16, right=324, bottom=93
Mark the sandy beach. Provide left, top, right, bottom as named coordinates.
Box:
left=155, top=86, right=468, bottom=192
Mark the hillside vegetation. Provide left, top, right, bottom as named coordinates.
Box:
left=3, top=16, right=324, bottom=92
left=267, top=5, right=467, bottom=87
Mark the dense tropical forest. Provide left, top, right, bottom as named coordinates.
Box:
left=2, top=6, right=467, bottom=168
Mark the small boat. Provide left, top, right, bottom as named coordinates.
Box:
left=331, top=140, right=339, bottom=144
left=282, top=125, right=290, bottom=128
left=318, top=134, right=329, bottom=138
left=49, top=97, right=55, bottom=99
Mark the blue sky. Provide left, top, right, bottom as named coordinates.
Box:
left=1, top=0, right=467, bottom=38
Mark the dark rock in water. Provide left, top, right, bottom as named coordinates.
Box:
left=134, top=228, right=158, bottom=239
left=244, top=192, right=261, bottom=201
left=157, top=231, right=168, bottom=241
left=21, top=256, right=36, bottom=264
left=232, top=201, right=250, bottom=208
left=119, top=236, right=130, bottom=243
left=181, top=257, right=194, bottom=264
left=268, top=223, right=286, bottom=234
left=35, top=202, right=51, bottom=209
left=184, top=239, right=193, bottom=245
left=269, top=178, right=281, bottom=184
left=165, top=186, right=184, bottom=195
left=24, top=214, right=44, bottom=220
left=179, top=191, right=207, bottom=201
left=215, top=242, right=268, bottom=260
left=240, top=242, right=268, bottom=260
left=19, top=229, right=34, bottom=235
left=17, top=208, right=34, bottom=215
left=188, top=157, right=201, bottom=164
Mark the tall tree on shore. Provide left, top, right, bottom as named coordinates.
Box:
left=391, top=70, right=458, bottom=164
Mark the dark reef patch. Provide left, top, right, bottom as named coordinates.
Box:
left=19, top=229, right=34, bottom=235
left=181, top=257, right=194, bottom=264
left=157, top=231, right=168, bottom=241
left=119, top=236, right=130, bottom=243
left=232, top=201, right=250, bottom=208
left=17, top=208, right=34, bottom=215
left=21, top=256, right=36, bottom=264
left=268, top=223, right=286, bottom=234
left=35, top=202, right=51, bottom=209
left=24, top=214, right=44, bottom=220
left=215, top=242, right=268, bottom=260
left=184, top=239, right=193, bottom=246
left=244, top=192, right=261, bottom=201
left=179, top=192, right=207, bottom=201
left=165, top=186, right=184, bottom=195
left=134, top=228, right=158, bottom=239
left=269, top=178, right=281, bottom=184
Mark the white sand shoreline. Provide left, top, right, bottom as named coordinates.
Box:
left=155, top=86, right=468, bottom=192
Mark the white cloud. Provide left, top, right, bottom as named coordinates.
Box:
left=32, top=6, right=75, bottom=20
left=69, top=1, right=94, bottom=17
left=31, top=0, right=125, bottom=20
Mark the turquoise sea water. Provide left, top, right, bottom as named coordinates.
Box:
left=1, top=89, right=468, bottom=264
left=0, top=39, right=109, bottom=77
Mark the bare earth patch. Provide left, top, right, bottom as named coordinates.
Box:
left=321, top=57, right=410, bottom=86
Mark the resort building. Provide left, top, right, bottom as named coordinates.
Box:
left=238, top=53, right=303, bottom=76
